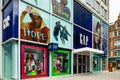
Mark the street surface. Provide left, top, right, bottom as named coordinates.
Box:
left=34, top=71, right=120, bottom=80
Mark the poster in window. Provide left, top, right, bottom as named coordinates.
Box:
left=102, top=39, right=108, bottom=56
left=21, top=44, right=48, bottom=79
left=92, top=15, right=103, bottom=50
left=52, top=16, right=72, bottom=48
left=93, top=34, right=102, bottom=50
left=52, top=0, right=72, bottom=21
left=102, top=22, right=108, bottom=39
left=20, top=2, right=50, bottom=43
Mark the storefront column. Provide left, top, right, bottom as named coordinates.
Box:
left=71, top=51, right=73, bottom=74
left=12, top=41, right=18, bottom=79
left=90, top=52, right=93, bottom=72
left=49, top=52, right=52, bottom=76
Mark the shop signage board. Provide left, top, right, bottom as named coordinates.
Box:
left=2, top=0, right=18, bottom=42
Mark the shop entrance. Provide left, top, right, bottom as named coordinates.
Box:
left=73, top=51, right=90, bottom=74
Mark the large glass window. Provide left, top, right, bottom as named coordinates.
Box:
left=114, top=50, right=120, bottom=56
left=93, top=55, right=100, bottom=71
left=21, top=44, right=48, bottom=79
left=114, top=40, right=120, bottom=47
left=52, top=50, right=71, bottom=76
left=114, top=31, right=117, bottom=36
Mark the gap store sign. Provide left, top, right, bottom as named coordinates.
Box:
left=2, top=0, right=18, bottom=42
left=73, top=25, right=92, bottom=49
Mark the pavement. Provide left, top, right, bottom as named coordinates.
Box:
left=1, top=71, right=120, bottom=80
left=32, top=71, right=120, bottom=80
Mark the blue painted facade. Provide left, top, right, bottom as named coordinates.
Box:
left=1, top=0, right=108, bottom=79
left=2, top=0, right=18, bottom=42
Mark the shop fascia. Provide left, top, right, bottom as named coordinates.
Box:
left=80, top=33, right=89, bottom=46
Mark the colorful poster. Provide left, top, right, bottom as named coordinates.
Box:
left=52, top=16, right=72, bottom=48
left=23, top=0, right=50, bottom=11
left=102, top=22, right=108, bottom=39
left=74, top=1, right=92, bottom=31
left=74, top=25, right=92, bottom=49
left=92, top=15, right=102, bottom=50
left=102, top=39, right=108, bottom=56
left=20, top=2, right=50, bottom=43
left=52, top=0, right=72, bottom=21
left=52, top=50, right=71, bottom=76
left=21, top=44, right=48, bottom=79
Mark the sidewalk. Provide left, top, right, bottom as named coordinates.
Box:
left=34, top=71, right=120, bottom=80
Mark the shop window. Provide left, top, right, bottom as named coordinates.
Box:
left=117, top=61, right=120, bottom=69
left=93, top=56, right=100, bottom=71
left=52, top=50, right=71, bottom=76
left=21, top=44, right=48, bottom=79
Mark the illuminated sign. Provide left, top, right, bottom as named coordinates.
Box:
left=48, top=43, right=58, bottom=51
left=74, top=25, right=92, bottom=49
left=3, top=15, right=10, bottom=29
left=80, top=34, right=88, bottom=46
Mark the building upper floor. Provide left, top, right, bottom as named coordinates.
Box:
left=76, top=0, right=109, bottom=23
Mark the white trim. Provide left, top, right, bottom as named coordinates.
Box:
left=73, top=47, right=104, bottom=54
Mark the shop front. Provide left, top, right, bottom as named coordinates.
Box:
left=21, top=43, right=48, bottom=79
left=93, top=54, right=101, bottom=72
left=73, top=47, right=103, bottom=74
left=51, top=49, right=71, bottom=76
left=73, top=51, right=90, bottom=74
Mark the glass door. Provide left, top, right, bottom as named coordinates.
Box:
left=73, top=51, right=90, bottom=74
left=83, top=55, right=86, bottom=73
left=78, top=54, right=82, bottom=73
left=73, top=54, right=77, bottom=74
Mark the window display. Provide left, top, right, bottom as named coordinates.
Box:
left=21, top=44, right=48, bottom=79
left=52, top=50, right=71, bottom=76
left=93, top=56, right=100, bottom=71
left=93, top=57, right=98, bottom=70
